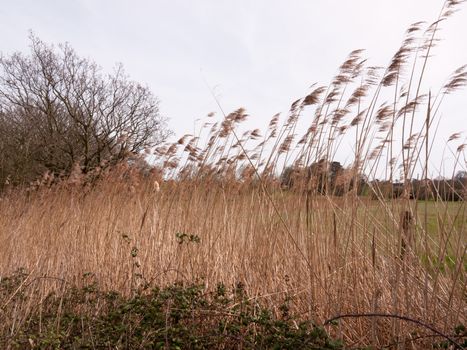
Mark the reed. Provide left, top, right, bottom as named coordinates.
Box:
left=1, top=1, right=466, bottom=348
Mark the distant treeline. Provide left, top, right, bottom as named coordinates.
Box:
left=280, top=160, right=466, bottom=201
left=369, top=177, right=466, bottom=201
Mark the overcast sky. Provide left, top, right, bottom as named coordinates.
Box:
left=1, top=0, right=466, bottom=175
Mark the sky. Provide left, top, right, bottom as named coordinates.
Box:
left=1, top=0, right=466, bottom=177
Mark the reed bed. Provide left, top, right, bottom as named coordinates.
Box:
left=1, top=0, right=466, bottom=348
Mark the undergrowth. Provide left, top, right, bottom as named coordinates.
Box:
left=1, top=269, right=347, bottom=350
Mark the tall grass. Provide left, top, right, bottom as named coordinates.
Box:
left=1, top=0, right=466, bottom=348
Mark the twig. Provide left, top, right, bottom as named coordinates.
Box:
left=324, top=312, right=463, bottom=349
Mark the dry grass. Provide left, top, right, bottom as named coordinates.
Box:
left=1, top=1, right=466, bottom=348
left=0, top=177, right=465, bottom=347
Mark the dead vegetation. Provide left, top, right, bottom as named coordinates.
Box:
left=1, top=0, right=466, bottom=348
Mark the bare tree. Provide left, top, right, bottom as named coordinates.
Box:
left=0, top=34, right=171, bottom=187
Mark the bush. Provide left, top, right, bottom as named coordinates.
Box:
left=0, top=271, right=346, bottom=349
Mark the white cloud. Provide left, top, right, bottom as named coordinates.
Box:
left=1, top=0, right=466, bottom=173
